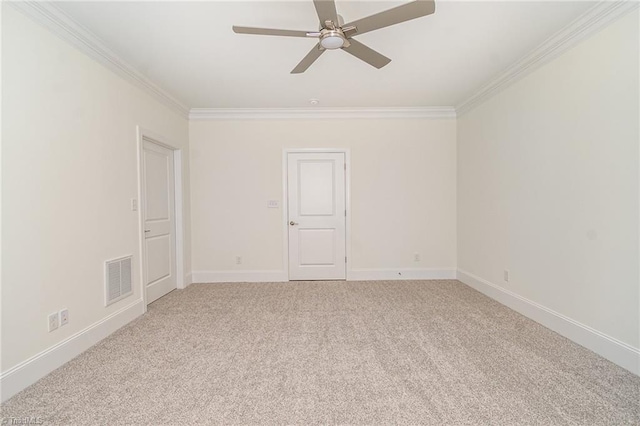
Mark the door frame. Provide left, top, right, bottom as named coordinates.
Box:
left=137, top=126, right=185, bottom=311
left=282, top=148, right=351, bottom=281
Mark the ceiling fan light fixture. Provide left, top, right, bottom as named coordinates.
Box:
left=320, top=31, right=346, bottom=49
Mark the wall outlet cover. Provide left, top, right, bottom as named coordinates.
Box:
left=60, top=309, right=69, bottom=326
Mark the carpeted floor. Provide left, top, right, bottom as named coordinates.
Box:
left=2, top=280, right=639, bottom=425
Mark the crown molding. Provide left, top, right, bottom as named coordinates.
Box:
left=13, top=0, right=634, bottom=121
left=189, top=106, right=457, bottom=120
left=9, top=1, right=190, bottom=119
left=456, top=0, right=640, bottom=116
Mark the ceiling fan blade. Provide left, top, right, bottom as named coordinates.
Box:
left=313, top=0, right=339, bottom=26
left=233, top=26, right=310, bottom=38
left=291, top=44, right=325, bottom=74
left=343, top=0, right=435, bottom=36
left=342, top=39, right=391, bottom=69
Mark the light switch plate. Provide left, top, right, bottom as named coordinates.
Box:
left=48, top=312, right=59, bottom=332
left=267, top=200, right=279, bottom=208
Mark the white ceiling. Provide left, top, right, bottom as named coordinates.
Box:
left=56, top=1, right=596, bottom=108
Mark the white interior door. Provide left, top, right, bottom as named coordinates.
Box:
left=287, top=152, right=346, bottom=280
left=142, top=140, right=177, bottom=304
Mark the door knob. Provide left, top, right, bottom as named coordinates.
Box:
left=289, top=221, right=298, bottom=226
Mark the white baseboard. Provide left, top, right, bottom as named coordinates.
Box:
left=192, top=270, right=288, bottom=283
left=192, top=268, right=457, bottom=283
left=457, top=269, right=640, bottom=375
left=185, top=272, right=193, bottom=287
left=0, top=298, right=145, bottom=402
left=349, top=268, right=457, bottom=281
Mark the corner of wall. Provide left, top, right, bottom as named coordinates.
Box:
left=457, top=269, right=640, bottom=375
left=0, top=299, right=145, bottom=403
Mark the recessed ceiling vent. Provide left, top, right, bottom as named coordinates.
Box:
left=105, top=256, right=133, bottom=306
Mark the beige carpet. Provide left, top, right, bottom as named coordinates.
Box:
left=2, top=280, right=639, bottom=425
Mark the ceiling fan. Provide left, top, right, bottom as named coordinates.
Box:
left=232, top=0, right=435, bottom=74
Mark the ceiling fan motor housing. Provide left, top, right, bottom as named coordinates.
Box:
left=324, top=14, right=345, bottom=28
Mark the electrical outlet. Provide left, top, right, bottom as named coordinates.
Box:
left=413, top=253, right=420, bottom=262
left=235, top=256, right=242, bottom=265
left=504, top=270, right=510, bottom=282
left=60, top=309, right=69, bottom=326
left=48, top=312, right=59, bottom=332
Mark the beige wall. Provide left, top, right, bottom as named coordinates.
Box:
left=457, top=11, right=639, bottom=348
left=189, top=118, right=457, bottom=276
left=1, top=7, right=190, bottom=371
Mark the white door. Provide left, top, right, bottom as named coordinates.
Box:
left=287, top=152, right=346, bottom=280
left=142, top=140, right=177, bottom=304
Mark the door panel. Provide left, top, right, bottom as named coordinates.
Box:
left=143, top=140, right=176, bottom=304
left=144, top=150, right=170, bottom=220
left=299, top=229, right=336, bottom=265
left=146, top=235, right=171, bottom=283
left=299, top=161, right=335, bottom=216
left=288, top=152, right=346, bottom=280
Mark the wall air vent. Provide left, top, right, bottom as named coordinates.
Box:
left=105, top=255, right=133, bottom=306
